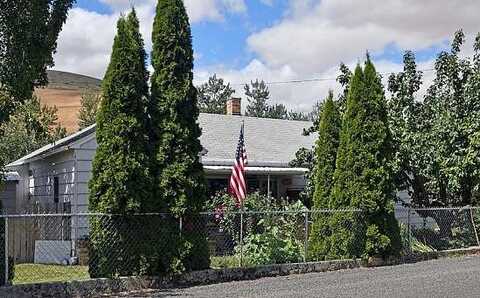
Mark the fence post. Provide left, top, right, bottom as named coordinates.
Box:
left=469, top=207, right=480, bottom=247
left=407, top=208, right=411, bottom=253
left=304, top=211, right=308, bottom=262
left=239, top=210, right=244, bottom=267
left=4, top=216, right=8, bottom=285
left=179, top=216, right=183, bottom=234
left=70, top=214, right=76, bottom=262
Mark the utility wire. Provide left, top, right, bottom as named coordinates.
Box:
left=230, top=68, right=435, bottom=86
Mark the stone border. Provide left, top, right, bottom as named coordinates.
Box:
left=2, top=247, right=479, bottom=298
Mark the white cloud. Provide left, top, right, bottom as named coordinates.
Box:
left=53, top=0, right=247, bottom=78
left=52, top=8, right=118, bottom=78
left=259, top=0, right=274, bottom=6
left=247, top=0, right=480, bottom=75
left=53, top=0, right=479, bottom=111
left=193, top=0, right=480, bottom=111
left=184, top=0, right=223, bottom=22
left=194, top=56, right=438, bottom=113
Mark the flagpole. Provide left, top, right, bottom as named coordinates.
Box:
left=239, top=119, right=245, bottom=267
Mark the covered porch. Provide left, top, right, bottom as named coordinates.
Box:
left=204, top=166, right=308, bottom=200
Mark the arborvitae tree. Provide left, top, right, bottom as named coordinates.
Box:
left=244, top=79, right=269, bottom=117
left=88, top=10, right=153, bottom=278
left=308, top=91, right=341, bottom=260
left=328, top=56, right=401, bottom=259
left=78, top=92, right=101, bottom=130
left=312, top=91, right=341, bottom=208
left=197, top=74, right=235, bottom=114
left=150, top=0, right=209, bottom=271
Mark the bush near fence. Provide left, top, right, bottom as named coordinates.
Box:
left=0, top=207, right=478, bottom=286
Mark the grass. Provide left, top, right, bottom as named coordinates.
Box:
left=12, top=258, right=240, bottom=285
left=13, top=264, right=89, bottom=285
left=210, top=255, right=241, bottom=269
left=13, top=256, right=251, bottom=284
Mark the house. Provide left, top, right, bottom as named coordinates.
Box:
left=0, top=172, right=20, bottom=214
left=5, top=98, right=315, bottom=216
left=2, top=98, right=314, bottom=263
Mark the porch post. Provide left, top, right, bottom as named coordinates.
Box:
left=267, top=174, right=270, bottom=197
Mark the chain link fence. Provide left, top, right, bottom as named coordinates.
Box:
left=0, top=207, right=478, bottom=286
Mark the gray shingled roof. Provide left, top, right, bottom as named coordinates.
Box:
left=7, top=124, right=96, bottom=167
left=198, top=114, right=315, bottom=167
left=8, top=114, right=315, bottom=168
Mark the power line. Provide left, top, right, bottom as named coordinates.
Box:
left=230, top=68, right=435, bottom=86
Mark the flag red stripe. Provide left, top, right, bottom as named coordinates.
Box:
left=228, top=124, right=247, bottom=203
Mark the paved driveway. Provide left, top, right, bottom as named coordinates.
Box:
left=109, top=256, right=480, bottom=297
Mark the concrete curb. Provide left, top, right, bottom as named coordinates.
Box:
left=2, top=247, right=479, bottom=297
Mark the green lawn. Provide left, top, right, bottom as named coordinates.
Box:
left=13, top=257, right=239, bottom=285
left=13, top=264, right=89, bottom=285
left=210, top=255, right=240, bottom=269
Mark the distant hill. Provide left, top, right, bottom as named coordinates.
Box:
left=35, top=70, right=102, bottom=133
left=45, top=70, right=102, bottom=90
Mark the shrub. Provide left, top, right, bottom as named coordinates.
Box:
left=399, top=223, right=435, bottom=253
left=239, top=225, right=303, bottom=266
left=89, top=215, right=184, bottom=278
left=207, top=191, right=307, bottom=266
left=309, top=211, right=366, bottom=260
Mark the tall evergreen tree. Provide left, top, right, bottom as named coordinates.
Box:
left=328, top=56, right=401, bottom=259
left=312, top=91, right=341, bottom=208
left=150, top=0, right=209, bottom=271
left=308, top=91, right=341, bottom=260
left=197, top=74, right=235, bottom=114
left=88, top=10, right=153, bottom=277
left=89, top=10, right=151, bottom=213
left=265, top=103, right=288, bottom=119
left=244, top=79, right=269, bottom=117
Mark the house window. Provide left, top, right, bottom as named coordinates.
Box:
left=53, top=176, right=59, bottom=204
left=207, top=178, right=228, bottom=196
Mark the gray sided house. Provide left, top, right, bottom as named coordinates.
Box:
left=0, top=172, right=20, bottom=214
left=4, top=106, right=315, bottom=263
left=6, top=113, right=315, bottom=216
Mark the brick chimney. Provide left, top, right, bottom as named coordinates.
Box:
left=226, top=98, right=241, bottom=116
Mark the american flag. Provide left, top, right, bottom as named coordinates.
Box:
left=228, top=122, right=248, bottom=204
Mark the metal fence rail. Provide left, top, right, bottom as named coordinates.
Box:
left=0, top=207, right=478, bottom=286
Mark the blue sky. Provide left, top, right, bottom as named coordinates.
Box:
left=53, top=0, right=479, bottom=110
left=74, top=0, right=289, bottom=70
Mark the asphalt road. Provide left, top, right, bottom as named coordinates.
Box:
left=110, top=256, right=480, bottom=298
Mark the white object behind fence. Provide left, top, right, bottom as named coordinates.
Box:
left=34, top=240, right=71, bottom=265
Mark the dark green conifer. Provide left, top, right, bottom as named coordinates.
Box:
left=150, top=0, right=209, bottom=271
left=89, top=9, right=151, bottom=213
left=328, top=56, right=401, bottom=259
left=308, top=91, right=341, bottom=260
left=88, top=10, right=153, bottom=277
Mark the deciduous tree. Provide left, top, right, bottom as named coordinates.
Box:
left=0, top=95, right=66, bottom=166
left=78, top=92, right=101, bottom=130
left=0, top=0, right=74, bottom=122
